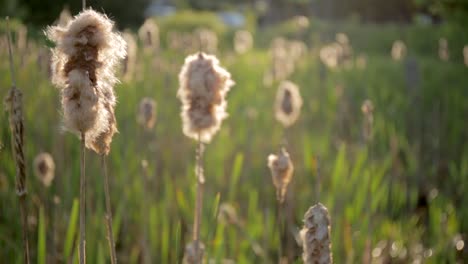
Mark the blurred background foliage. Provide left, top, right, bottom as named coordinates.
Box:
left=0, top=1, right=467, bottom=263
left=0, top=0, right=467, bottom=28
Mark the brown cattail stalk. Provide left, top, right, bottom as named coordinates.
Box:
left=178, top=53, right=234, bottom=263
left=267, top=148, right=294, bottom=263
left=79, top=132, right=86, bottom=264
left=4, top=17, right=30, bottom=264
left=184, top=135, right=206, bottom=264
left=140, top=160, right=152, bottom=264
left=101, top=155, right=117, bottom=264
left=300, top=203, right=333, bottom=264
left=314, top=156, right=321, bottom=203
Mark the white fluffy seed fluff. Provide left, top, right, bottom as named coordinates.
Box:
left=234, top=30, right=253, bottom=54
left=183, top=241, right=205, bottom=264
left=47, top=9, right=126, bottom=154
left=267, top=148, right=294, bottom=203
left=274, top=80, right=303, bottom=127
left=33, top=152, right=55, bottom=187
left=439, top=38, right=449, bottom=61
left=138, top=19, right=159, bottom=52
left=137, top=97, right=157, bottom=130
left=300, top=203, right=333, bottom=264
left=177, top=52, right=234, bottom=143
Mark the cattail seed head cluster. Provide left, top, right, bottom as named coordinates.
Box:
left=33, top=152, right=55, bottom=187
left=177, top=52, right=234, bottom=143
left=274, top=81, right=303, bottom=127
left=391, top=40, right=407, bottom=61
left=267, top=148, right=294, bottom=203
left=137, top=97, right=157, bottom=130
left=138, top=19, right=159, bottom=52
left=183, top=241, right=205, bottom=264
left=268, top=38, right=307, bottom=82
left=47, top=9, right=126, bottom=155
left=234, top=30, right=253, bottom=54
left=300, top=203, right=333, bottom=264
left=319, top=33, right=353, bottom=69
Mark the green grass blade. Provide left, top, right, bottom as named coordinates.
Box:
left=64, top=199, right=79, bottom=259
left=37, top=206, right=46, bottom=264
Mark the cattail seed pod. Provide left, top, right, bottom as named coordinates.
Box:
left=439, top=38, right=449, bottom=61
left=138, top=19, right=159, bottom=53
left=391, top=40, right=406, bottom=61
left=122, top=31, right=137, bottom=81
left=177, top=52, right=234, bottom=143
left=87, top=84, right=118, bottom=155
left=33, top=152, right=55, bottom=187
left=234, top=30, right=253, bottom=54
left=137, top=97, right=157, bottom=130
left=274, top=80, right=303, bottom=127
left=300, top=203, right=333, bottom=264
left=183, top=241, right=205, bottom=264
left=267, top=148, right=294, bottom=203
left=47, top=9, right=126, bottom=154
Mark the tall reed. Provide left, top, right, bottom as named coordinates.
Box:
left=361, top=99, right=374, bottom=264
left=46, top=9, right=126, bottom=263
left=178, top=52, right=234, bottom=263
left=4, top=17, right=30, bottom=264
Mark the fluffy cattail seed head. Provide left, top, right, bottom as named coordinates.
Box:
left=177, top=52, right=234, bottom=143
left=47, top=9, right=126, bottom=153
left=33, top=153, right=55, bottom=187
left=138, top=19, right=159, bottom=52
left=391, top=40, right=406, bottom=61
left=57, top=8, right=72, bottom=26
left=274, top=81, right=303, bottom=127
left=300, top=203, right=333, bottom=264
left=183, top=241, right=205, bottom=264
left=122, top=31, right=137, bottom=81
left=137, top=97, right=157, bottom=130
left=439, top=38, right=449, bottom=61
left=86, top=85, right=118, bottom=155
left=234, top=30, right=253, bottom=54
left=267, top=148, right=294, bottom=203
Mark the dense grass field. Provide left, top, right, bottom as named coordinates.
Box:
left=1, top=11, right=467, bottom=263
